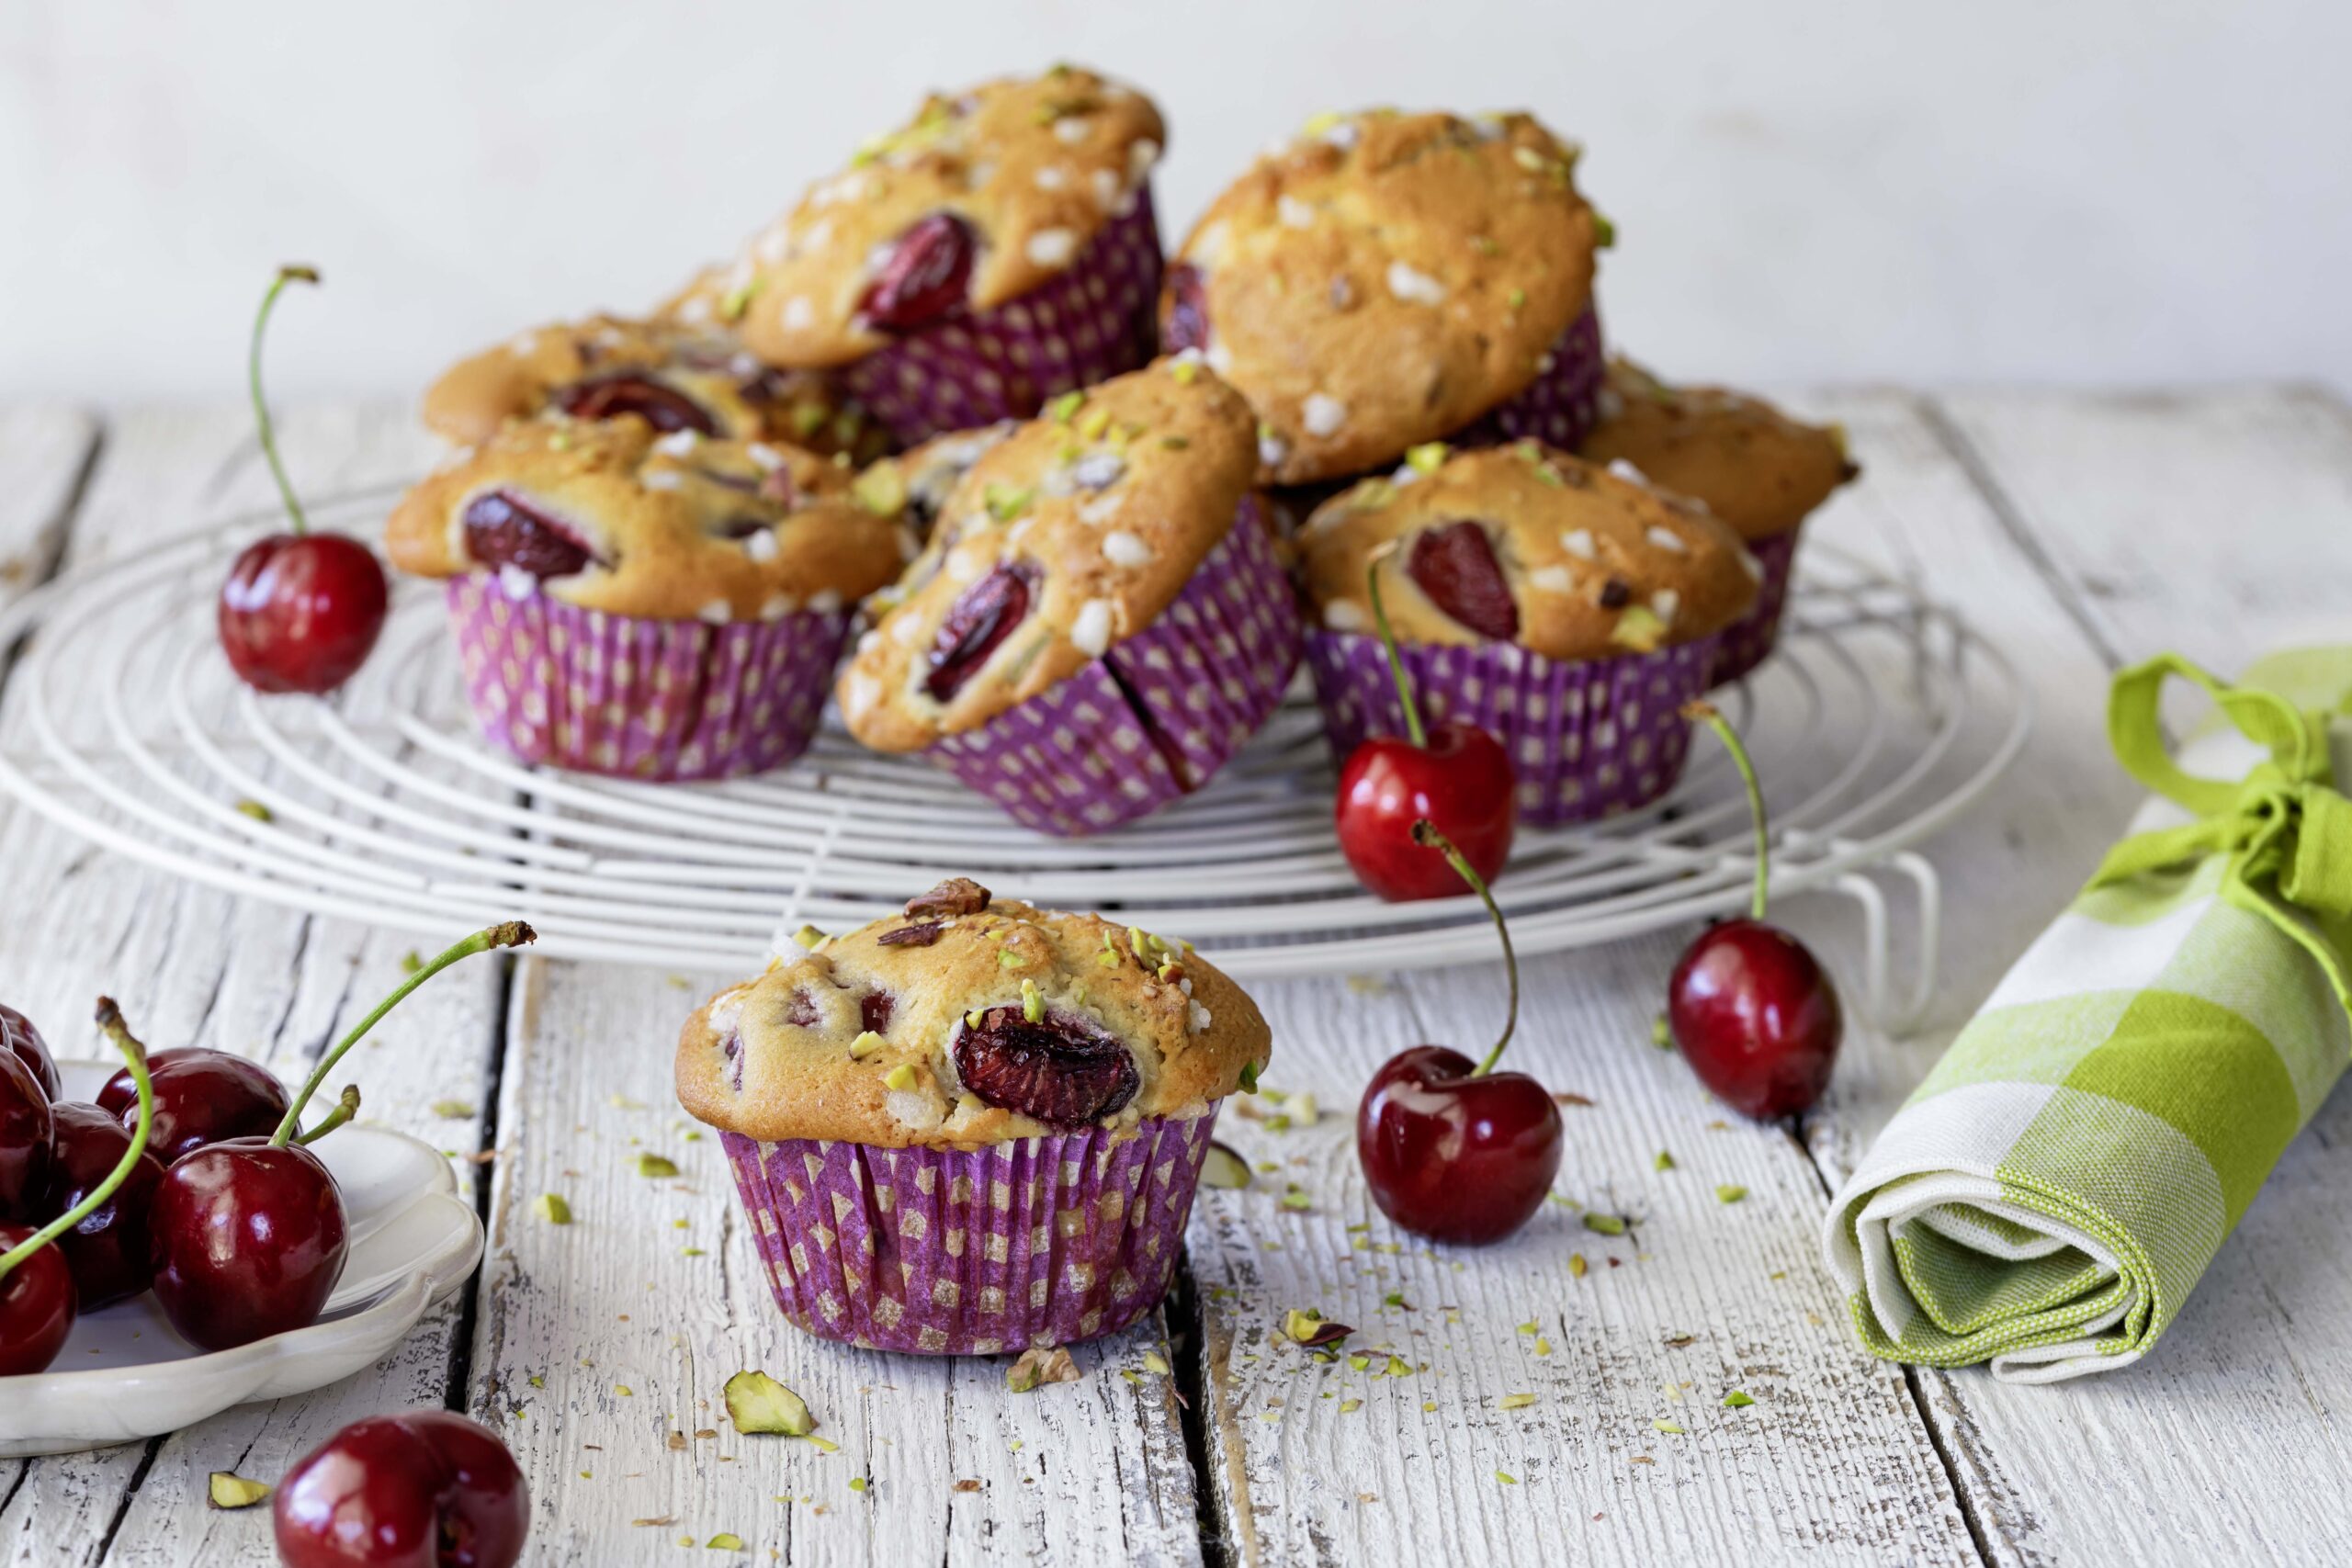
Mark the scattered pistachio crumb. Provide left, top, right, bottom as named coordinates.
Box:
left=233, top=799, right=273, bottom=823
left=432, top=1100, right=476, bottom=1119
left=1583, top=1213, right=1627, bottom=1236
left=848, top=1477, right=868, bottom=1494
left=1651, top=1013, right=1673, bottom=1049
left=400, top=949, right=423, bottom=975
left=1142, top=1351, right=1170, bottom=1376
left=1534, top=1337, right=1553, bottom=1357
left=208, top=1472, right=270, bottom=1509
left=706, top=1534, right=745, bottom=1551
left=1021, top=978, right=1044, bottom=1022
left=1724, top=1391, right=1756, bottom=1408
left=534, top=1193, right=572, bottom=1224
left=1570, top=1254, right=1588, bottom=1278
left=615, top=1384, right=634, bottom=1397
left=1716, top=1185, right=1748, bottom=1205
left=848, top=1031, right=884, bottom=1060
left=1653, top=1419, right=1686, bottom=1435
left=635, top=1153, right=680, bottom=1179
left=1498, top=1393, right=1538, bottom=1411
left=790, top=924, right=827, bottom=950
left=1654, top=1150, right=1675, bottom=1171
left=1495, top=1470, right=1519, bottom=1485
left=1340, top=1398, right=1363, bottom=1413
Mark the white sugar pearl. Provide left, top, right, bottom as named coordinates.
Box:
left=1652, top=588, right=1680, bottom=624
left=1026, top=229, right=1079, bottom=267
left=747, top=443, right=786, bottom=471
left=1278, top=195, right=1316, bottom=229
left=1385, top=261, right=1447, bottom=305
left=653, top=429, right=700, bottom=458
left=1071, top=599, right=1115, bottom=657
left=1561, top=528, right=1597, bottom=560
left=1303, top=393, right=1348, bottom=437
left=1529, top=565, right=1575, bottom=592
left=1322, top=600, right=1367, bottom=631
left=742, top=529, right=779, bottom=564
left=1033, top=165, right=1069, bottom=190
left=1102, top=531, right=1153, bottom=567
left=1646, top=525, right=1687, bottom=554
left=698, top=599, right=731, bottom=625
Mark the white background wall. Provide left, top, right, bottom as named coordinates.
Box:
left=5, top=0, right=2347, bottom=404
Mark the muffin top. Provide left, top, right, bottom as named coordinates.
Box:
left=836, top=358, right=1259, bottom=750
left=385, top=418, right=910, bottom=620
left=422, top=313, right=885, bottom=461
left=1579, top=359, right=1859, bottom=542
left=1163, top=108, right=1600, bottom=485
left=690, top=65, right=1163, bottom=369
left=675, top=878, right=1270, bottom=1147
left=1295, top=442, right=1758, bottom=660
left=851, top=421, right=1020, bottom=541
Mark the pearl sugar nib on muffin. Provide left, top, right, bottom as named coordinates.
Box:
left=676, top=877, right=1272, bottom=1148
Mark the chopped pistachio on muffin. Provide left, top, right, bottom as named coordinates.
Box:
left=1163, top=108, right=1600, bottom=485
left=684, top=65, right=1163, bottom=369
left=849, top=422, right=1020, bottom=540
left=386, top=417, right=910, bottom=620
left=676, top=877, right=1270, bottom=1147
left=835, top=357, right=1259, bottom=750
left=422, top=313, right=884, bottom=460
left=1295, top=441, right=1758, bottom=660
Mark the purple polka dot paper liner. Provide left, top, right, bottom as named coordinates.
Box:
left=840, top=197, right=1165, bottom=448
left=1304, top=629, right=1721, bottom=827
left=927, top=498, right=1304, bottom=836
left=1452, top=305, right=1608, bottom=452
left=720, top=1112, right=1217, bottom=1354
left=1711, top=527, right=1801, bottom=686
left=447, top=575, right=851, bottom=782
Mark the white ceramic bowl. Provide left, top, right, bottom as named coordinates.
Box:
left=0, top=1062, right=484, bottom=1457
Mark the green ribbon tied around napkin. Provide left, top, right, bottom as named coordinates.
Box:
left=1826, top=648, right=2352, bottom=1382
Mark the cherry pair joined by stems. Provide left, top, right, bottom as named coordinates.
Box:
left=1356, top=821, right=1563, bottom=1246
left=216, top=265, right=390, bottom=696
left=274, top=1409, right=529, bottom=1568
left=1334, top=553, right=1517, bottom=903
left=1666, top=704, right=1844, bottom=1118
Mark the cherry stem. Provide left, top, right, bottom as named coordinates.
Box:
left=251, top=265, right=320, bottom=538
left=269, top=921, right=535, bottom=1146
left=0, top=998, right=153, bottom=1282
left=1412, top=819, right=1517, bottom=1076
left=1683, top=701, right=1770, bottom=921
left=1365, top=554, right=1427, bottom=750
left=294, top=1085, right=361, bottom=1145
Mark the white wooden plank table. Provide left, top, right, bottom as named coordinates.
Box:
left=0, top=387, right=2344, bottom=1565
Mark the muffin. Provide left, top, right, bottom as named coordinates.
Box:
left=423, top=313, right=887, bottom=463
left=1580, top=358, right=1859, bottom=683
left=387, top=417, right=910, bottom=779
left=1160, top=108, right=1606, bottom=488
left=677, top=876, right=1269, bottom=1353
left=681, top=64, right=1166, bottom=446
left=835, top=358, right=1302, bottom=835
left=1296, top=442, right=1758, bottom=824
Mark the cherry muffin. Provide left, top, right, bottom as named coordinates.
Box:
left=835, top=358, right=1302, bottom=835
left=387, top=418, right=909, bottom=779
left=1296, top=442, right=1758, bottom=824
left=1581, top=358, right=1859, bottom=684
left=682, top=64, right=1165, bottom=446
left=423, top=313, right=887, bottom=463
left=1161, top=108, right=1607, bottom=487
left=677, top=877, right=1269, bottom=1353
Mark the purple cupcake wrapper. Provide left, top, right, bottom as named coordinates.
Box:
left=927, top=498, right=1304, bottom=836
left=840, top=197, right=1164, bottom=447
left=1304, top=629, right=1721, bottom=826
left=447, top=575, right=851, bottom=781
left=1711, top=528, right=1801, bottom=686
left=720, top=1112, right=1218, bottom=1354
left=1451, top=305, right=1608, bottom=452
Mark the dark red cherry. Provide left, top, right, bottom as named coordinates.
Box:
left=40, top=1102, right=164, bottom=1309
left=0, top=1050, right=52, bottom=1221
left=0, top=1224, right=74, bottom=1376
left=218, top=533, right=390, bottom=695
left=860, top=991, right=896, bottom=1034
left=1356, top=1044, right=1562, bottom=1245
left=99, top=1047, right=290, bottom=1162
left=0, top=1005, right=59, bottom=1099
left=274, top=1410, right=530, bottom=1568
left=861, top=212, right=978, bottom=330
left=1667, top=919, right=1843, bottom=1119
left=1161, top=262, right=1211, bottom=353
left=1336, top=724, right=1516, bottom=902
left=924, top=562, right=1037, bottom=701
left=461, top=491, right=596, bottom=580
left=555, top=372, right=716, bottom=435
left=954, top=1005, right=1140, bottom=1129
left=1407, top=522, right=1519, bottom=640
left=149, top=1137, right=346, bottom=1350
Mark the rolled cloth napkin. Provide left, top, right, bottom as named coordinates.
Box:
left=1826, top=648, right=2352, bottom=1382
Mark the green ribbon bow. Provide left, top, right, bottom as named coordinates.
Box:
left=2088, top=652, right=2352, bottom=1018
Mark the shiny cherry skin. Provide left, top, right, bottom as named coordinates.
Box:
left=40, top=1102, right=164, bottom=1309
left=861, top=212, right=977, bottom=330
left=274, top=1410, right=529, bottom=1568
left=1667, top=919, right=1844, bottom=1118
left=0, top=1224, right=74, bottom=1375
left=0, top=1005, right=59, bottom=1099
left=1357, top=1044, right=1563, bottom=1245
left=149, top=1138, right=346, bottom=1350
left=1336, top=724, right=1516, bottom=902
left=98, top=1047, right=290, bottom=1162
left=0, top=1050, right=52, bottom=1221
left=218, top=532, right=389, bottom=695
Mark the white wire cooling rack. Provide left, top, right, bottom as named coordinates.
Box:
left=0, top=486, right=2027, bottom=1032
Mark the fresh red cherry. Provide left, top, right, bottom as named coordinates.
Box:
left=273, top=1410, right=529, bottom=1568
left=98, top=1047, right=291, bottom=1162
left=460, top=491, right=595, bottom=581
left=0, top=1050, right=52, bottom=1221
left=1407, top=521, right=1520, bottom=640
left=924, top=561, right=1037, bottom=701
left=954, top=1003, right=1141, bottom=1129
left=1665, top=704, right=1843, bottom=1117
left=1355, top=821, right=1561, bottom=1244
left=0, top=1004, right=59, bottom=1099
left=40, top=1102, right=164, bottom=1308
left=216, top=267, right=390, bottom=695
left=1335, top=553, right=1518, bottom=902
left=861, top=212, right=978, bottom=330
left=555, top=371, right=716, bottom=434
left=1161, top=261, right=1210, bottom=353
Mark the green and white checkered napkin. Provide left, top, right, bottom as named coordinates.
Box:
left=1826, top=648, right=2352, bottom=1382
